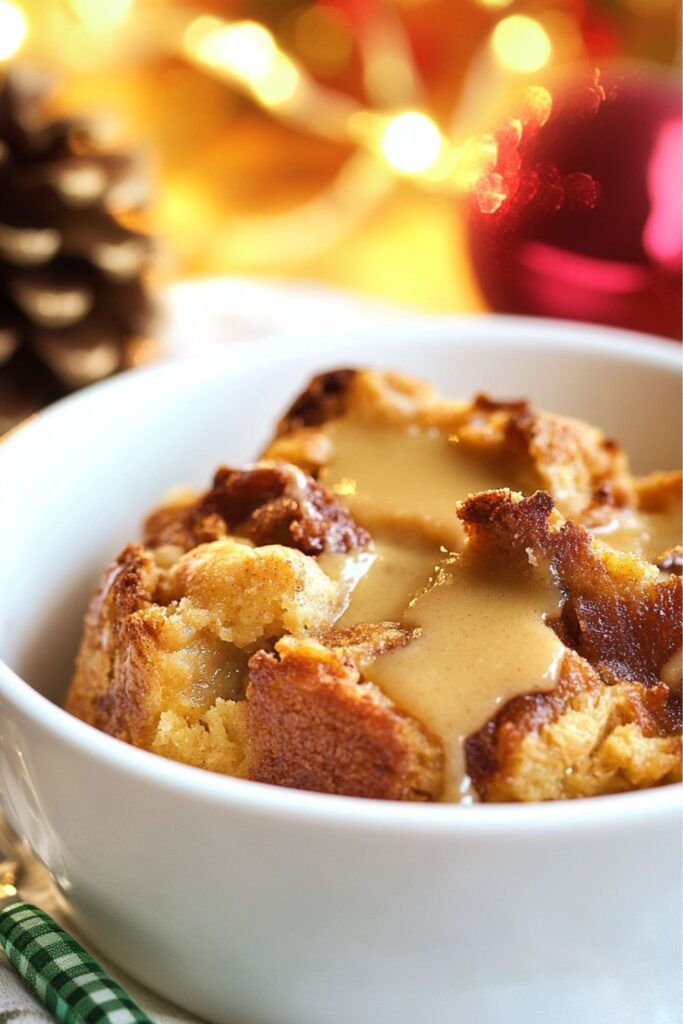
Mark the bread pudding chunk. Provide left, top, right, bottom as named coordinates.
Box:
left=66, top=368, right=682, bottom=803
left=246, top=634, right=443, bottom=801
left=144, top=462, right=371, bottom=557
left=267, top=369, right=635, bottom=529
left=459, top=489, right=682, bottom=684
left=461, top=490, right=682, bottom=800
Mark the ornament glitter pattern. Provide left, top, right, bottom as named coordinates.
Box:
left=467, top=68, right=683, bottom=341
left=0, top=68, right=155, bottom=433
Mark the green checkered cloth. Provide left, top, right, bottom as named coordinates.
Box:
left=0, top=903, right=153, bottom=1024
left=0, top=842, right=208, bottom=1024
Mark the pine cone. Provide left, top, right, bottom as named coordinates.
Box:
left=0, top=69, right=155, bottom=433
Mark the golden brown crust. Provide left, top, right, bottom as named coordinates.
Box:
left=319, top=621, right=419, bottom=670
left=144, top=463, right=370, bottom=556
left=66, top=537, right=351, bottom=755
left=143, top=500, right=225, bottom=553
left=276, top=369, right=358, bottom=436
left=458, top=490, right=682, bottom=801
left=245, top=637, right=444, bottom=800
left=498, top=402, right=633, bottom=522
left=634, top=470, right=682, bottom=513
left=466, top=649, right=681, bottom=801
left=66, top=544, right=158, bottom=742
left=67, top=563, right=245, bottom=752
left=68, top=550, right=442, bottom=797
left=459, top=489, right=681, bottom=685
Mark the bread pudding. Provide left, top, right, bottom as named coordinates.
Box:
left=65, top=369, right=682, bottom=802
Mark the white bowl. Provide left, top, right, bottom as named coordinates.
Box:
left=0, top=317, right=680, bottom=1024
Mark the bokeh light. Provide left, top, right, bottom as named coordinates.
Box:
left=492, top=15, right=552, bottom=74
left=68, top=0, right=133, bottom=29
left=187, top=20, right=276, bottom=80
left=0, top=0, right=678, bottom=332
left=381, top=111, right=443, bottom=175
left=0, top=0, right=27, bottom=62
left=452, top=134, right=498, bottom=191
left=184, top=18, right=300, bottom=108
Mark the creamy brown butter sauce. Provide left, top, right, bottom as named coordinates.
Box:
left=366, top=558, right=564, bottom=801
left=319, top=418, right=512, bottom=549
left=319, top=415, right=565, bottom=800
left=590, top=506, right=682, bottom=561
left=323, top=536, right=442, bottom=627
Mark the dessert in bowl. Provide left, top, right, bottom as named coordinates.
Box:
left=65, top=367, right=681, bottom=805
left=0, top=318, right=680, bottom=1024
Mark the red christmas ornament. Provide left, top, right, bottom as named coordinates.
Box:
left=467, top=69, right=682, bottom=340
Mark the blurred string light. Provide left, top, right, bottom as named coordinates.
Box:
left=380, top=111, right=443, bottom=174
left=0, top=0, right=27, bottom=62
left=356, top=1, right=420, bottom=110
left=182, top=12, right=550, bottom=202
left=491, top=15, right=552, bottom=74
left=183, top=15, right=357, bottom=140
left=7, top=1, right=559, bottom=263
left=187, top=19, right=299, bottom=107
left=182, top=7, right=558, bottom=266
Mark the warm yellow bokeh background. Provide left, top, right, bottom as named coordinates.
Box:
left=3, top=0, right=680, bottom=312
